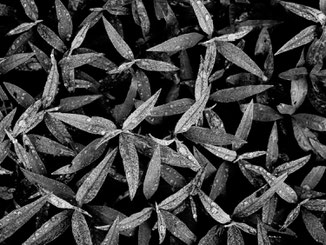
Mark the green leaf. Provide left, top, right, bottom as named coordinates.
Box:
left=55, top=0, right=73, bottom=42
left=28, top=41, right=51, bottom=72
left=189, top=0, right=214, bottom=36
left=216, top=42, right=267, bottom=81
left=150, top=98, right=194, bottom=117
left=76, top=148, right=118, bottom=205
left=210, top=85, right=273, bottom=103
left=273, top=155, right=311, bottom=176
left=22, top=210, right=71, bottom=245
left=59, top=53, right=104, bottom=69
left=119, top=133, right=139, bottom=200
left=102, top=16, right=134, bottom=60
left=0, top=196, right=47, bottom=243
left=147, top=32, right=204, bottom=52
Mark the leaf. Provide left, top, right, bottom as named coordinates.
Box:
left=321, top=0, right=326, bottom=15
left=76, top=148, right=118, bottom=205
left=174, top=86, right=210, bottom=134
left=160, top=210, right=197, bottom=245
left=204, top=109, right=226, bottom=132
left=3, top=82, right=34, bottom=108
left=202, top=144, right=237, bottom=162
left=28, top=42, right=51, bottom=72
left=12, top=100, right=44, bottom=136
left=102, top=16, right=134, bottom=60
left=72, top=211, right=93, bottom=245
left=209, top=162, right=229, bottom=200
left=198, top=225, right=220, bottom=245
left=117, top=207, right=153, bottom=231
left=257, top=219, right=271, bottom=245
left=233, top=173, right=287, bottom=218
left=147, top=32, right=204, bottom=52
left=132, top=0, right=150, bottom=37
left=184, top=126, right=246, bottom=146
left=189, top=0, right=214, bottom=36
left=59, top=53, right=104, bottom=69
left=143, top=146, right=161, bottom=200
left=262, top=196, right=278, bottom=225
left=20, top=0, right=38, bottom=21
left=292, top=118, right=315, bottom=151
left=301, top=166, right=326, bottom=189
left=293, top=113, right=326, bottom=131
left=122, top=89, right=160, bottom=131
left=70, top=23, right=90, bottom=53
left=0, top=53, right=34, bottom=74
left=59, top=94, right=102, bottom=112
left=37, top=24, right=67, bottom=53
left=279, top=1, right=326, bottom=25
left=52, top=138, right=107, bottom=174
left=28, top=134, right=75, bottom=157
left=275, top=25, right=316, bottom=55
left=6, top=30, right=33, bottom=56
left=205, top=26, right=253, bottom=43
left=216, top=42, right=267, bottom=81
left=0, top=195, right=47, bottom=243
left=138, top=221, right=151, bottom=245
left=135, top=59, right=179, bottom=72
left=291, top=78, right=308, bottom=110
left=227, top=226, right=244, bottom=245
left=22, top=210, right=71, bottom=245
left=42, top=50, right=59, bottom=108
left=193, top=146, right=216, bottom=178
left=273, top=155, right=311, bottom=176
left=302, top=209, right=326, bottom=244
left=21, top=168, right=75, bottom=201
left=161, top=164, right=186, bottom=190
left=22, top=134, right=46, bottom=174
left=6, top=21, right=41, bottom=36
left=50, top=112, right=116, bottom=135
left=198, top=189, right=231, bottom=224
left=55, top=0, right=73, bottom=42
left=210, top=85, right=273, bottom=103
left=303, top=199, right=326, bottom=212
left=266, top=122, right=279, bottom=170
left=241, top=103, right=283, bottom=122
left=119, top=133, right=139, bottom=200
left=150, top=98, right=194, bottom=117
left=100, top=217, right=120, bottom=245
left=233, top=100, right=253, bottom=150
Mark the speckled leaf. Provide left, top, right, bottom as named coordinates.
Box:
left=209, top=162, right=229, bottom=200
left=20, top=0, right=38, bottom=21
left=6, top=20, right=41, bottom=36
left=143, top=146, right=161, bottom=200
left=210, top=85, right=272, bottom=103
left=275, top=25, right=316, bottom=55
left=3, top=82, right=34, bottom=108
left=72, top=211, right=93, bottom=245
left=55, top=0, right=73, bottom=42
left=59, top=94, right=102, bottom=112
left=302, top=209, right=326, bottom=244
left=241, top=103, right=283, bottom=122
left=278, top=67, right=308, bottom=81
left=198, top=225, right=220, bottom=245
left=108, top=60, right=135, bottom=74
left=76, top=148, right=118, bottom=205
left=43, top=113, right=71, bottom=143
left=161, top=164, right=186, bottom=190
left=189, top=0, right=213, bottom=36
left=0, top=195, right=47, bottom=243
left=150, top=98, right=194, bottom=117
left=193, top=147, right=216, bottom=178
left=21, top=168, right=75, bottom=201
left=302, top=199, right=326, bottom=212
left=0, top=108, right=16, bottom=142
left=0, top=53, right=34, bottom=74
left=122, top=89, right=160, bottom=131
left=309, top=138, right=326, bottom=159
left=42, top=50, right=59, bottom=108
left=70, top=23, right=90, bottom=53
left=293, top=113, right=326, bottom=131
left=6, top=30, right=33, bottom=56
left=155, top=204, right=166, bottom=244
left=147, top=32, right=204, bottom=52
left=161, top=209, right=197, bottom=245
left=273, top=155, right=311, bottom=176
left=279, top=1, right=326, bottom=25
left=184, top=126, right=245, bottom=146
left=37, top=24, right=67, bottom=53
left=134, top=69, right=151, bottom=100
left=102, top=16, right=134, bottom=60
left=52, top=137, right=107, bottom=174
left=257, top=219, right=270, bottom=245
left=233, top=100, right=253, bottom=150
left=59, top=53, right=104, bottom=69
left=202, top=144, right=237, bottom=162
left=217, top=42, right=267, bottom=81
left=227, top=226, right=244, bottom=245
left=301, top=166, right=326, bottom=189
left=262, top=196, right=278, bottom=225
left=50, top=112, right=116, bottom=135
left=22, top=210, right=71, bottom=245
left=138, top=221, right=151, bottom=245
left=292, top=118, right=315, bottom=151
left=233, top=173, right=287, bottom=217
left=12, top=100, right=44, bottom=136
left=22, top=134, right=46, bottom=174
left=28, top=42, right=51, bottom=72
left=100, top=216, right=119, bottom=245
left=204, top=109, right=226, bottom=132
left=132, top=0, right=150, bottom=37
left=135, top=59, right=179, bottom=72
left=266, top=122, right=279, bottom=170
left=174, top=86, right=210, bottom=134
left=119, top=133, right=139, bottom=200
left=198, top=189, right=231, bottom=224
left=175, top=140, right=201, bottom=170
left=27, top=134, right=75, bottom=157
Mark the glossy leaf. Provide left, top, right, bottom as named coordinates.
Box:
left=100, top=217, right=120, bottom=245
left=135, top=59, right=179, bottom=72
left=202, top=144, right=237, bottom=162
left=292, top=113, right=326, bottom=131
left=143, top=146, right=161, bottom=200
left=20, top=0, right=38, bottom=21
left=28, top=42, right=51, bottom=72
left=37, top=24, right=67, bottom=53
left=59, top=94, right=102, bottom=112
left=189, top=0, right=214, bottom=36
left=55, top=0, right=73, bottom=41
left=302, top=209, right=326, bottom=244
left=257, top=219, right=270, bottom=245
left=301, top=166, right=326, bottom=189
left=70, top=23, right=90, bottom=53
left=72, top=211, right=93, bottom=245
left=227, top=226, right=244, bottom=245
left=266, top=122, right=279, bottom=170
left=3, top=82, right=34, bottom=108
left=0, top=53, right=34, bottom=74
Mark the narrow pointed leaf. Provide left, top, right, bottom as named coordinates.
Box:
left=101, top=217, right=120, bottom=245
left=302, top=209, right=326, bottom=244
left=59, top=95, right=102, bottom=112
left=143, top=146, right=161, bottom=199
left=70, top=23, right=90, bottom=53
left=37, top=24, right=67, bottom=53
left=150, top=98, right=194, bottom=117
left=3, top=82, right=34, bottom=108
left=0, top=53, right=34, bottom=74
left=293, top=113, right=326, bottom=131
left=72, top=211, right=93, bottom=245
left=55, top=0, right=73, bottom=41
left=227, top=226, right=244, bottom=245
left=6, top=21, right=41, bottom=36
left=28, top=42, right=51, bottom=72
left=209, top=162, right=229, bottom=200
left=266, top=122, right=278, bottom=170
left=202, top=144, right=237, bottom=162
left=59, top=53, right=104, bottom=69
left=273, top=155, right=311, bottom=176
left=257, top=219, right=271, bottom=245
left=20, top=0, right=38, bottom=21
left=135, top=59, right=179, bottom=72
left=189, top=0, right=213, bottom=36
left=301, top=166, right=326, bottom=189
